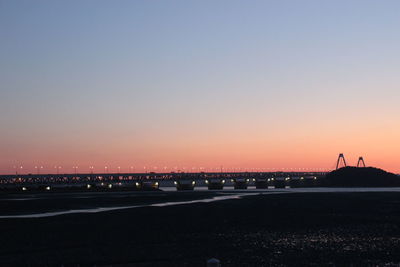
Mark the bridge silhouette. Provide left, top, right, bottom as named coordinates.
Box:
left=0, top=154, right=369, bottom=191
left=0, top=171, right=326, bottom=184
left=335, top=153, right=367, bottom=170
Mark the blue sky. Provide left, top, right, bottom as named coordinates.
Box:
left=1, top=0, right=400, bottom=173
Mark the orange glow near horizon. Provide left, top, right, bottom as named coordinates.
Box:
left=2, top=111, right=400, bottom=174
left=2, top=110, right=400, bottom=174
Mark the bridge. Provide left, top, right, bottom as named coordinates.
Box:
left=1, top=154, right=373, bottom=191
left=0, top=171, right=327, bottom=189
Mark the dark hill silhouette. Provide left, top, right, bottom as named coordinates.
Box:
left=325, top=167, right=400, bottom=187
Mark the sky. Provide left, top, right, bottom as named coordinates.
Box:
left=1, top=0, right=400, bottom=174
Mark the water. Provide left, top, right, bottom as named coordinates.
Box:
left=0, top=192, right=257, bottom=219
left=2, top=187, right=400, bottom=219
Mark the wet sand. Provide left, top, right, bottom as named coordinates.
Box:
left=1, top=190, right=400, bottom=266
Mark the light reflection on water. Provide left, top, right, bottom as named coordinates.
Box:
left=0, top=192, right=257, bottom=219
left=161, top=186, right=260, bottom=191
left=2, top=187, right=400, bottom=219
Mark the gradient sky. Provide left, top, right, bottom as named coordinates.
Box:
left=1, top=0, right=400, bottom=174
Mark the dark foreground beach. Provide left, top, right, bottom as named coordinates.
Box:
left=1, top=189, right=400, bottom=266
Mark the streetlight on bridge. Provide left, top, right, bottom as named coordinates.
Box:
left=13, top=165, right=23, bottom=175
left=54, top=166, right=61, bottom=175
left=34, top=166, right=43, bottom=174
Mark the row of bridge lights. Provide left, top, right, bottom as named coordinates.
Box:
left=12, top=165, right=331, bottom=175
left=20, top=178, right=319, bottom=193
left=20, top=177, right=318, bottom=193
left=21, top=181, right=165, bottom=192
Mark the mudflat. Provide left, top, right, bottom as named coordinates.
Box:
left=0, top=190, right=400, bottom=266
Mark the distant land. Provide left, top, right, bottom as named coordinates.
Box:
left=325, top=167, right=400, bottom=187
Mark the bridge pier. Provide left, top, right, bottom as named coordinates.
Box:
left=231, top=178, right=249, bottom=189
left=174, top=180, right=196, bottom=191
left=205, top=178, right=225, bottom=190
